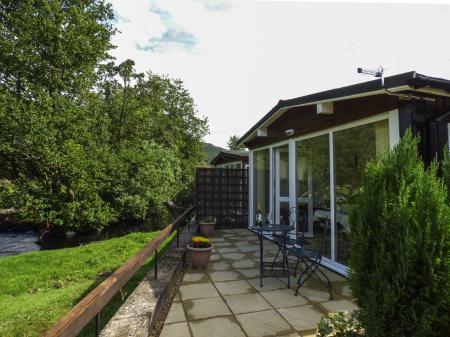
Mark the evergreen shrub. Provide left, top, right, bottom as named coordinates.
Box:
left=349, top=130, right=449, bottom=337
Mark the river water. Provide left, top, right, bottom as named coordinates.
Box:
left=0, top=232, right=41, bottom=257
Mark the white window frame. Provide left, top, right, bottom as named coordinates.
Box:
left=248, top=110, right=400, bottom=275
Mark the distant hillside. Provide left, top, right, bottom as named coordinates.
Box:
left=203, top=142, right=224, bottom=164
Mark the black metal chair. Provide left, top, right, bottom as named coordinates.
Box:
left=269, top=207, right=298, bottom=269
left=288, top=218, right=333, bottom=299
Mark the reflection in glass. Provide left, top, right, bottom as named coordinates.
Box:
left=279, top=148, right=289, bottom=198
left=296, top=134, right=331, bottom=258
left=253, top=149, right=270, bottom=225
left=334, top=120, right=389, bottom=264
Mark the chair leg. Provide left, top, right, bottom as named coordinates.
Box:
left=293, top=257, right=300, bottom=277
left=294, top=258, right=313, bottom=296
left=270, top=245, right=282, bottom=271
left=316, top=267, right=334, bottom=300
left=294, top=257, right=335, bottom=300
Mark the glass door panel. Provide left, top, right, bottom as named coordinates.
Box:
left=296, top=134, right=331, bottom=258
left=253, top=149, right=270, bottom=225
left=333, top=119, right=389, bottom=264
left=275, top=145, right=289, bottom=224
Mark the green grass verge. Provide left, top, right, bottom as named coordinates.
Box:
left=0, top=230, right=176, bottom=337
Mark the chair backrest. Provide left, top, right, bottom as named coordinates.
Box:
left=288, top=207, right=305, bottom=245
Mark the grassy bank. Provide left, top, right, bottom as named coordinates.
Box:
left=0, top=231, right=172, bottom=337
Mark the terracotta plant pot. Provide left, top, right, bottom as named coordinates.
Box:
left=187, top=244, right=214, bottom=269
left=199, top=221, right=215, bottom=237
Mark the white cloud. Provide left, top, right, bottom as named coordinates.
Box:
left=109, top=0, right=450, bottom=147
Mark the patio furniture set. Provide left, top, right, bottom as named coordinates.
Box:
left=250, top=207, right=333, bottom=299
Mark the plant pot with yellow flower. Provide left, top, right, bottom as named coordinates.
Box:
left=187, top=236, right=213, bottom=269
left=198, top=216, right=216, bottom=237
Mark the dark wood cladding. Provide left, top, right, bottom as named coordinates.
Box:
left=399, top=97, right=450, bottom=164
left=246, top=94, right=397, bottom=149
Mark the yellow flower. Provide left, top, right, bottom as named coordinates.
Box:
left=191, top=236, right=210, bottom=243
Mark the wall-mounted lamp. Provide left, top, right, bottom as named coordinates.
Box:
left=285, top=129, right=295, bottom=136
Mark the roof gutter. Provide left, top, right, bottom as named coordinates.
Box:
left=408, top=74, right=450, bottom=92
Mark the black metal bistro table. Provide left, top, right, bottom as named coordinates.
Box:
left=250, top=225, right=295, bottom=288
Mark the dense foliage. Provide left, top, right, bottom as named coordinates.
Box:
left=316, top=310, right=365, bottom=337
left=442, top=148, right=450, bottom=201
left=0, top=0, right=207, bottom=231
left=349, top=130, right=450, bottom=337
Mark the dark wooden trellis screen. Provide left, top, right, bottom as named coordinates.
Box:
left=195, top=168, right=248, bottom=229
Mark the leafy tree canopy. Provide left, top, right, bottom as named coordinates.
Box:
left=0, top=0, right=208, bottom=231
left=227, top=134, right=245, bottom=150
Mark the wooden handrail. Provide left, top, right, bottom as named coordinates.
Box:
left=42, top=206, right=195, bottom=337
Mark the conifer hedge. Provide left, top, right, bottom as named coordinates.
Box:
left=349, top=130, right=449, bottom=337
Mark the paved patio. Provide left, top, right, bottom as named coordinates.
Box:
left=160, top=229, right=356, bottom=337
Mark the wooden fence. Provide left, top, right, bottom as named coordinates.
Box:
left=195, top=168, right=248, bottom=228
left=42, top=206, right=195, bottom=337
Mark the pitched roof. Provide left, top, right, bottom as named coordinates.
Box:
left=210, top=150, right=249, bottom=166
left=238, top=71, right=450, bottom=145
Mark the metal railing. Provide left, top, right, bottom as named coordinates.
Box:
left=41, top=206, right=195, bottom=337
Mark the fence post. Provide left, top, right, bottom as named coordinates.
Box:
left=176, top=228, right=179, bottom=248
left=154, top=249, right=158, bottom=280
left=95, top=311, right=101, bottom=337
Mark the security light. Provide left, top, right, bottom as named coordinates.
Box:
left=285, top=129, right=294, bottom=136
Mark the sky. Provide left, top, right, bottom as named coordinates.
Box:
left=109, top=0, right=450, bottom=148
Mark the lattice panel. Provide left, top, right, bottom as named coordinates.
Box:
left=195, top=168, right=248, bottom=229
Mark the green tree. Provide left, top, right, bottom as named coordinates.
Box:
left=227, top=134, right=245, bottom=150
left=442, top=148, right=450, bottom=200
left=0, top=2, right=208, bottom=231
left=96, top=60, right=207, bottom=223
left=0, top=0, right=116, bottom=230
left=349, top=130, right=449, bottom=337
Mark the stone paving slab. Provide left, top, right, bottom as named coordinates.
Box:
left=165, top=301, right=186, bottom=324
left=231, top=259, right=258, bottom=268
left=208, top=270, right=241, bottom=282
left=160, top=321, right=191, bottom=337
left=214, top=280, right=255, bottom=295
left=236, top=268, right=260, bottom=279
left=248, top=277, right=287, bottom=291
left=184, top=296, right=231, bottom=320
left=259, top=289, right=309, bottom=308
left=224, top=293, right=272, bottom=314
left=235, top=309, right=295, bottom=337
left=189, top=316, right=246, bottom=337
left=319, top=299, right=358, bottom=313
left=179, top=282, right=219, bottom=300
left=278, top=304, right=325, bottom=331
left=161, top=228, right=355, bottom=337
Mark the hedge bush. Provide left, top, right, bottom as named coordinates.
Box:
left=349, top=130, right=450, bottom=337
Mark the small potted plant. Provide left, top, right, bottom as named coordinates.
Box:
left=187, top=236, right=213, bottom=269
left=198, top=216, right=216, bottom=237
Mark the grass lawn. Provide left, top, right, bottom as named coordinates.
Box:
left=0, top=231, right=173, bottom=337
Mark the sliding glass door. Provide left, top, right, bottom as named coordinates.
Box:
left=250, top=116, right=392, bottom=272
left=274, top=145, right=290, bottom=225
left=296, top=134, right=331, bottom=258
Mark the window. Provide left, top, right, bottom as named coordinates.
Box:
left=333, top=119, right=389, bottom=264
left=253, top=149, right=270, bottom=223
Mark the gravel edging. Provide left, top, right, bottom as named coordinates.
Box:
left=100, top=225, right=197, bottom=337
